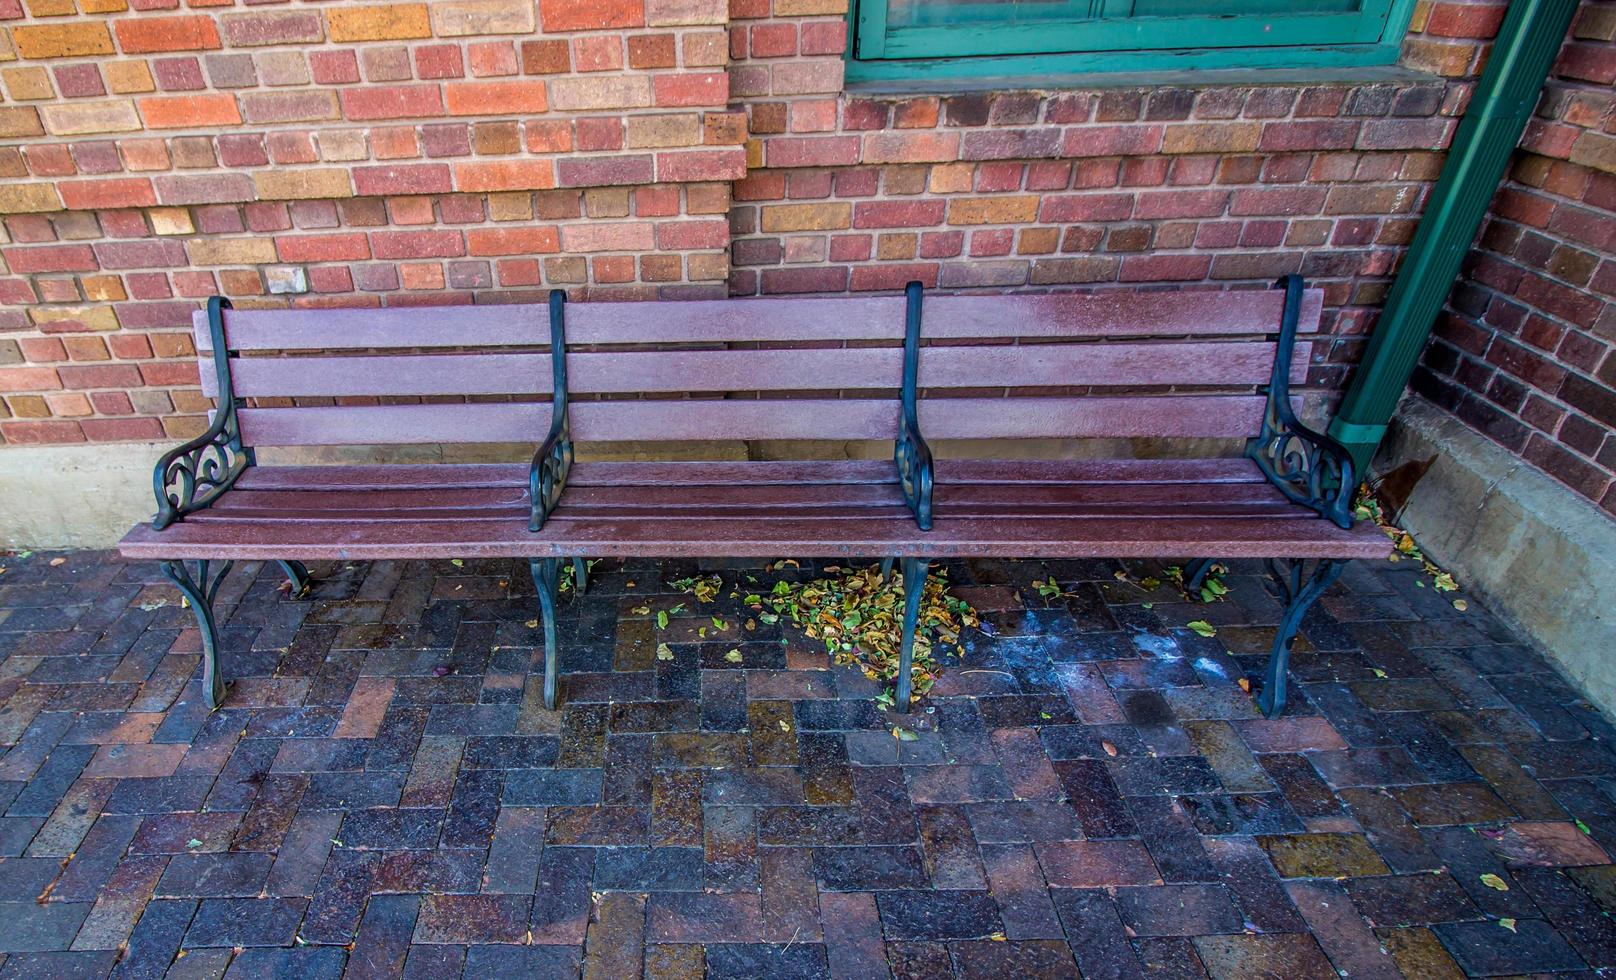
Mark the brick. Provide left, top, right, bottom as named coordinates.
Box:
left=153, top=173, right=254, bottom=205
left=58, top=177, right=157, bottom=211
left=13, top=22, right=114, bottom=59
left=541, top=0, right=644, bottom=31
left=240, top=91, right=338, bottom=125
left=853, top=200, right=946, bottom=229
left=39, top=101, right=141, bottom=136
left=647, top=0, right=725, bottom=26
left=1161, top=123, right=1261, bottom=155
left=327, top=4, right=431, bottom=41
left=656, top=148, right=745, bottom=182
left=759, top=202, right=850, bottom=233
left=549, top=76, right=652, bottom=112
left=446, top=80, right=547, bottom=115
left=454, top=159, right=555, bottom=192
left=432, top=0, right=535, bottom=35
left=114, top=15, right=220, bottom=53
left=654, top=71, right=727, bottom=108
left=467, top=226, right=560, bottom=255
left=340, top=84, right=444, bottom=121
left=560, top=221, right=654, bottom=252
left=1062, top=125, right=1164, bottom=157
left=1358, top=118, right=1453, bottom=150
left=947, top=196, right=1039, bottom=226
left=221, top=11, right=323, bottom=46
left=353, top=164, right=453, bottom=196
left=137, top=93, right=240, bottom=128
left=253, top=169, right=353, bottom=200
left=556, top=154, right=654, bottom=188
left=859, top=131, right=957, bottom=165
left=0, top=183, right=63, bottom=213
left=625, top=113, right=701, bottom=149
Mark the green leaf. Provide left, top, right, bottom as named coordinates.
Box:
left=1498, top=917, right=1517, bottom=932
left=1371, top=668, right=1388, bottom=678
left=724, top=649, right=743, bottom=664
left=1187, top=620, right=1217, bottom=638
left=1480, top=873, right=1509, bottom=892
left=450, top=559, right=464, bottom=567
left=1576, top=818, right=1593, bottom=836
left=655, top=610, right=669, bottom=630
left=187, top=838, right=203, bottom=849
left=656, top=643, right=674, bottom=662
left=892, top=726, right=919, bottom=742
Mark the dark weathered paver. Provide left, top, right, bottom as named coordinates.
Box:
left=0, top=548, right=1611, bottom=976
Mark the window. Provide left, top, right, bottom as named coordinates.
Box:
left=848, top=0, right=1417, bottom=82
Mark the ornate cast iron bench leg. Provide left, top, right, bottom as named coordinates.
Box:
left=1183, top=558, right=1216, bottom=595
left=895, top=556, right=927, bottom=714
left=1258, top=557, right=1347, bottom=718
left=571, top=557, right=587, bottom=597
left=161, top=559, right=234, bottom=710
left=275, top=560, right=312, bottom=598
left=530, top=558, right=561, bottom=711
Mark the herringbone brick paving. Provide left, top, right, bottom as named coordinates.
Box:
left=0, top=549, right=1612, bottom=978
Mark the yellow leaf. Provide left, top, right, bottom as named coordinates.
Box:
left=525, top=620, right=538, bottom=629
left=1237, top=678, right=1251, bottom=693
left=1480, top=873, right=1508, bottom=891
left=656, top=643, right=674, bottom=661
left=49, top=557, right=66, bottom=566
left=724, top=649, right=743, bottom=664
left=1452, top=599, right=1468, bottom=612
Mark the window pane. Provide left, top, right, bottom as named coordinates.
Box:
left=888, top=0, right=1363, bottom=29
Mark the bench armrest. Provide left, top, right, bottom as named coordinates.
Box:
left=1247, top=412, right=1356, bottom=530
left=529, top=417, right=573, bottom=532
left=896, top=417, right=934, bottom=531
left=152, top=415, right=249, bottom=531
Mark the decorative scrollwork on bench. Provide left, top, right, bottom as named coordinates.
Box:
left=530, top=289, right=573, bottom=532
left=152, top=296, right=248, bottom=530
left=153, top=425, right=247, bottom=530
left=896, top=281, right=935, bottom=532
left=897, top=420, right=934, bottom=531
left=1245, top=275, right=1356, bottom=531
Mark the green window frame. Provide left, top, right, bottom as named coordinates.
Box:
left=847, top=0, right=1419, bottom=82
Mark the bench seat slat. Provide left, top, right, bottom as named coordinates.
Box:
left=120, top=514, right=1386, bottom=561
left=200, top=289, right=1321, bottom=350
left=211, top=480, right=1294, bottom=514
left=230, top=458, right=1270, bottom=492
left=205, top=343, right=1310, bottom=399
left=234, top=395, right=1274, bottom=445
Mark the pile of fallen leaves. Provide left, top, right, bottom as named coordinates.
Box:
left=760, top=563, right=978, bottom=706
left=1355, top=485, right=1466, bottom=610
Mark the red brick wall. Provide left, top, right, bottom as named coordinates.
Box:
left=0, top=0, right=1570, bottom=455
left=1415, top=1, right=1616, bottom=516
left=0, top=0, right=744, bottom=444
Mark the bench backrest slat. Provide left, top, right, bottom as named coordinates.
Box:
left=196, top=286, right=1322, bottom=449
left=234, top=395, right=1269, bottom=445
left=195, top=289, right=1321, bottom=351
left=202, top=342, right=1310, bottom=399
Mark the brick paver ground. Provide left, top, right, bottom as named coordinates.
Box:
left=0, top=549, right=1613, bottom=978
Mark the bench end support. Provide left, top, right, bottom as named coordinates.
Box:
left=161, top=558, right=234, bottom=711
left=895, top=556, right=927, bottom=713
left=530, top=557, right=561, bottom=711
left=1257, top=557, right=1347, bottom=718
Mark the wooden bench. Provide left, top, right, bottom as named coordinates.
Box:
left=119, top=275, right=1386, bottom=717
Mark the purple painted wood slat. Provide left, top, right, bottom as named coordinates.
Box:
left=119, top=514, right=1388, bottom=562
left=196, top=288, right=1322, bottom=351
left=229, top=458, right=1268, bottom=492
left=233, top=395, right=1274, bottom=446
left=203, top=342, right=1311, bottom=399
left=209, top=480, right=1291, bottom=514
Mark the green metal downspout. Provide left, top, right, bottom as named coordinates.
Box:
left=1328, top=0, right=1581, bottom=474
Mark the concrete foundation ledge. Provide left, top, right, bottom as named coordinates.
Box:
left=0, top=441, right=169, bottom=550
left=1374, top=396, right=1616, bottom=717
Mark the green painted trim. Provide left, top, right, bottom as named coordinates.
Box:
left=1331, top=0, right=1582, bottom=474
left=846, top=0, right=1417, bottom=81
left=1327, top=419, right=1388, bottom=444
left=845, top=41, right=1402, bottom=82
